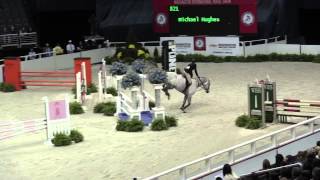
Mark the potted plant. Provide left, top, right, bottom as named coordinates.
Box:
left=110, top=62, right=128, bottom=91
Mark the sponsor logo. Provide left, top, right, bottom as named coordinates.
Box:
left=156, top=13, right=167, bottom=26
left=242, top=12, right=254, bottom=26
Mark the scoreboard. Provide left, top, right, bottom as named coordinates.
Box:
left=168, top=5, right=239, bottom=35
left=153, top=0, right=257, bottom=35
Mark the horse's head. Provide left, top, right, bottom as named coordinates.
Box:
left=199, top=77, right=210, bottom=93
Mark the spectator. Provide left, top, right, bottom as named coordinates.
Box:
left=262, top=159, right=271, bottom=170
left=77, top=41, right=84, bottom=51
left=43, top=43, right=52, bottom=57
left=222, top=164, right=238, bottom=180
left=303, top=150, right=316, bottom=171
left=28, top=48, right=36, bottom=60
left=292, top=167, right=302, bottom=180
left=66, top=40, right=75, bottom=53
left=53, top=43, right=64, bottom=55
left=297, top=151, right=308, bottom=163
left=272, top=154, right=286, bottom=168
left=312, top=167, right=320, bottom=180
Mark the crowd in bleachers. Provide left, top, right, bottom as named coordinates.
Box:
left=218, top=141, right=320, bottom=180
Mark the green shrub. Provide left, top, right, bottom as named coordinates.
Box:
left=69, top=130, right=84, bottom=143
left=94, top=102, right=107, bottom=113
left=71, top=86, right=76, bottom=95
left=165, top=116, right=178, bottom=127
left=87, top=83, right=98, bottom=94
left=106, top=87, right=118, bottom=96
left=69, top=102, right=84, bottom=114
left=151, top=118, right=168, bottom=131
left=52, top=133, right=72, bottom=147
left=116, top=120, right=128, bottom=131
left=103, top=102, right=116, bottom=116
left=235, top=115, right=250, bottom=127
left=0, top=83, right=15, bottom=92
left=126, top=118, right=144, bottom=132
left=246, top=118, right=262, bottom=130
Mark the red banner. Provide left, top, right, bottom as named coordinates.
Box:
left=153, top=0, right=173, bottom=33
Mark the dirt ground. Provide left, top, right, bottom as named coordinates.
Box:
left=1, top=62, right=320, bottom=180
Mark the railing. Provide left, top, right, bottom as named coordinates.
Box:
left=240, top=36, right=286, bottom=47
left=240, top=163, right=302, bottom=178
left=108, top=41, right=160, bottom=47
left=0, top=32, right=38, bottom=48
left=20, top=51, right=55, bottom=61
left=140, top=116, right=320, bottom=180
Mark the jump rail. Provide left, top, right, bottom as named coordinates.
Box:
left=139, top=116, right=320, bottom=180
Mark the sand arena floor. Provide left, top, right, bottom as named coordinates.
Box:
left=1, top=62, right=320, bottom=180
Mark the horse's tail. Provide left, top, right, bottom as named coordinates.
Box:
left=162, top=84, right=171, bottom=100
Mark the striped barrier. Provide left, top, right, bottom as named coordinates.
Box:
left=249, top=80, right=320, bottom=124
left=3, top=57, right=91, bottom=91
left=0, top=95, right=71, bottom=143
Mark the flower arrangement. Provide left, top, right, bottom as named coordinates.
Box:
left=110, top=62, right=127, bottom=76
left=121, top=72, right=141, bottom=89
left=148, top=68, right=168, bottom=84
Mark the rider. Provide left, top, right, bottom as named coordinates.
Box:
left=182, top=60, right=199, bottom=93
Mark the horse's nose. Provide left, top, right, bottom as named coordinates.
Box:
left=206, top=90, right=209, bottom=93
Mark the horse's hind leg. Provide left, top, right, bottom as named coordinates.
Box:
left=180, top=95, right=188, bottom=112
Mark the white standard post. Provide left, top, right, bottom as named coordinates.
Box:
left=42, top=96, right=51, bottom=143
left=98, top=71, right=103, bottom=101
left=154, top=84, right=162, bottom=108
left=139, top=74, right=147, bottom=110
left=76, top=72, right=81, bottom=103
left=64, top=94, right=71, bottom=135
left=102, top=58, right=108, bottom=94
left=131, top=87, right=139, bottom=110
left=81, top=62, right=87, bottom=92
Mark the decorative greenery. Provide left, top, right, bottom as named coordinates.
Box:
left=103, top=103, right=116, bottom=116
left=105, top=87, right=118, bottom=96
left=116, top=120, right=128, bottom=131
left=116, top=118, right=144, bottom=132
left=126, top=118, right=144, bottom=132
left=52, top=133, right=72, bottom=147
left=0, top=83, right=15, bottom=92
left=69, top=102, right=84, bottom=114
left=165, top=116, right=178, bottom=127
left=235, top=115, right=250, bottom=127
left=93, top=102, right=115, bottom=113
left=110, top=62, right=127, bottom=76
left=246, top=118, right=262, bottom=130
left=87, top=83, right=98, bottom=95
left=114, top=44, right=150, bottom=60
left=104, top=56, right=117, bottom=65
left=69, top=130, right=84, bottom=143
left=148, top=68, right=168, bottom=84
left=121, top=72, right=141, bottom=89
left=132, top=59, right=146, bottom=74
left=235, top=115, right=262, bottom=130
left=176, top=53, right=320, bottom=63
left=151, top=118, right=168, bottom=131
left=123, top=57, right=135, bottom=64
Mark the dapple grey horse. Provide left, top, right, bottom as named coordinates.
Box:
left=162, top=72, right=211, bottom=112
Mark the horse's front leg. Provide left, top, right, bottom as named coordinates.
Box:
left=180, top=95, right=188, bottom=112
left=183, top=97, right=192, bottom=110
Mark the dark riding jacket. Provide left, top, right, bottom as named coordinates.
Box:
left=184, top=62, right=199, bottom=78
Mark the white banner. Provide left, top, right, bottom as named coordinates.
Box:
left=160, top=37, right=193, bottom=55
left=205, top=37, right=240, bottom=56
left=160, top=36, right=240, bottom=56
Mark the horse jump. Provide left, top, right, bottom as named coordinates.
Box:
left=3, top=57, right=92, bottom=90
left=248, top=80, right=320, bottom=124
left=0, top=95, right=71, bottom=143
